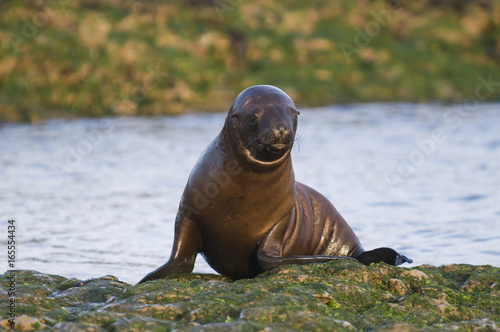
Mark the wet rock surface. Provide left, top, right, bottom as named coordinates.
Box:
left=1, top=261, right=499, bottom=331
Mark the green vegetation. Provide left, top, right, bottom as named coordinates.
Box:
left=1, top=262, right=499, bottom=330
left=1, top=0, right=500, bottom=122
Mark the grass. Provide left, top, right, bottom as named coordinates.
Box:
left=1, top=0, right=499, bottom=122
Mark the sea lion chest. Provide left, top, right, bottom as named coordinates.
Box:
left=180, top=137, right=296, bottom=278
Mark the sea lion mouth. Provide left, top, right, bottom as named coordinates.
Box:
left=251, top=138, right=293, bottom=162
left=269, top=143, right=287, bottom=150
left=258, top=129, right=293, bottom=151
left=235, top=135, right=293, bottom=166
left=263, top=142, right=290, bottom=157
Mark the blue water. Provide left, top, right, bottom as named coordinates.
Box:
left=1, top=102, right=499, bottom=284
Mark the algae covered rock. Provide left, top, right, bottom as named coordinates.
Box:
left=1, top=262, right=499, bottom=331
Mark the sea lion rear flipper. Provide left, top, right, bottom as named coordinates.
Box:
left=356, top=247, right=413, bottom=266
left=257, top=216, right=357, bottom=271
left=138, top=213, right=202, bottom=284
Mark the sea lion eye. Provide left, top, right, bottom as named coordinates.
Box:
left=248, top=112, right=260, bottom=127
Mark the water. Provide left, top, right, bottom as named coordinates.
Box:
left=1, top=103, right=499, bottom=284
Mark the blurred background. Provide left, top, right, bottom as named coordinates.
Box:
left=1, top=0, right=499, bottom=122
left=1, top=0, right=500, bottom=283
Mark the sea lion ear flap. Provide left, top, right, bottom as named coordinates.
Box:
left=229, top=99, right=238, bottom=117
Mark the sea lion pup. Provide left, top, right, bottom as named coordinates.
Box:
left=139, top=85, right=412, bottom=283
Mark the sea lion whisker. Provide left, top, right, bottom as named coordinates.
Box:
left=293, top=134, right=302, bottom=152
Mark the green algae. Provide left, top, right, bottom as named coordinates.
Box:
left=1, top=263, right=499, bottom=331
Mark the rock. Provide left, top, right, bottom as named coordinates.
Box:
left=52, top=322, right=106, bottom=331
left=0, top=315, right=47, bottom=331
left=1, top=263, right=499, bottom=330
left=312, top=291, right=334, bottom=304
left=401, top=269, right=429, bottom=281
left=387, top=278, right=408, bottom=295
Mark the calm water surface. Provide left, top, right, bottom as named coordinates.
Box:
left=1, top=103, right=499, bottom=284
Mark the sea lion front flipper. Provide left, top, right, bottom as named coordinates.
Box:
left=356, top=247, right=413, bottom=266
left=257, top=216, right=357, bottom=271
left=138, top=212, right=202, bottom=284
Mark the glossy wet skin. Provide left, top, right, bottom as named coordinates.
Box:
left=229, top=86, right=300, bottom=163
left=138, top=85, right=412, bottom=284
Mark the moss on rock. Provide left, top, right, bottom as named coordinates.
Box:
left=1, top=262, right=499, bottom=331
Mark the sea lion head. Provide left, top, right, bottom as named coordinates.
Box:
left=226, top=85, right=300, bottom=165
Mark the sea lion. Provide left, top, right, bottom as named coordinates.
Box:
left=139, top=85, right=412, bottom=283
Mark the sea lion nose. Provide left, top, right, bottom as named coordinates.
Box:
left=274, top=123, right=289, bottom=137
